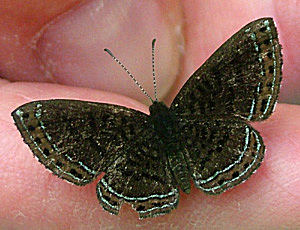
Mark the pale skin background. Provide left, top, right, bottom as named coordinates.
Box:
left=0, top=0, right=299, bottom=229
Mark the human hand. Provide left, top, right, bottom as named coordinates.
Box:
left=1, top=1, right=299, bottom=229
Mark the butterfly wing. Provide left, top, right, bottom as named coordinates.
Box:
left=12, top=99, right=179, bottom=217
left=11, top=99, right=149, bottom=185
left=180, top=117, right=264, bottom=194
left=170, top=18, right=282, bottom=121
left=97, top=148, right=179, bottom=218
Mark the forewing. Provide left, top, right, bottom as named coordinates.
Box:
left=181, top=117, right=265, bottom=194
left=97, top=133, right=179, bottom=219
left=171, top=18, right=282, bottom=121
left=11, top=99, right=151, bottom=186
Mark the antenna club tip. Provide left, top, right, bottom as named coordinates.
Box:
left=104, top=48, right=114, bottom=57
left=152, top=38, right=156, bottom=45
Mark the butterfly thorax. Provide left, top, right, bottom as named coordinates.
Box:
left=149, top=101, right=177, bottom=138
left=149, top=101, right=191, bottom=193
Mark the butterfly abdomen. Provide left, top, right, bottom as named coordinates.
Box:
left=166, top=147, right=191, bottom=194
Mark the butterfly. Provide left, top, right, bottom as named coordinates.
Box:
left=11, top=18, right=282, bottom=219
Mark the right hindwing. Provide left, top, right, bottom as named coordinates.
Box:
left=180, top=117, right=265, bottom=195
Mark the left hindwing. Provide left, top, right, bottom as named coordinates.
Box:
left=180, top=117, right=265, bottom=194
left=170, top=18, right=282, bottom=121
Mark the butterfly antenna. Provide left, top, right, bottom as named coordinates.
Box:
left=104, top=48, right=154, bottom=103
left=152, top=39, right=158, bottom=102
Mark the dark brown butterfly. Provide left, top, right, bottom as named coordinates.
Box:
left=12, top=18, right=282, bottom=218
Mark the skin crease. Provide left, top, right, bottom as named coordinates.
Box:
left=0, top=0, right=299, bottom=229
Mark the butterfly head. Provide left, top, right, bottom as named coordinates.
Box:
left=149, top=101, right=169, bottom=116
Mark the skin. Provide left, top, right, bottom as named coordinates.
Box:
left=0, top=0, right=299, bottom=229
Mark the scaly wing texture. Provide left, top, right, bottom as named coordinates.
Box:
left=12, top=99, right=179, bottom=218
left=97, top=150, right=179, bottom=218
left=171, top=18, right=282, bottom=121
left=180, top=117, right=264, bottom=194
left=12, top=99, right=152, bottom=185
